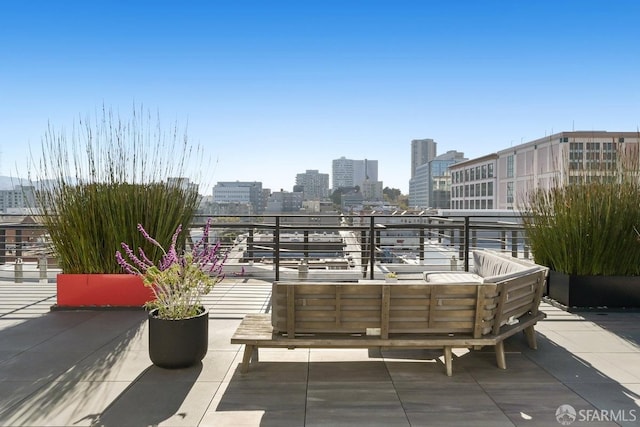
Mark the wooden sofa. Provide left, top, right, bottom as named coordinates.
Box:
left=231, top=251, right=548, bottom=376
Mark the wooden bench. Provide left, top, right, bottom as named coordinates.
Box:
left=231, top=269, right=547, bottom=376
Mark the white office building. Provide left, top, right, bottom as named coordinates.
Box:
left=450, top=131, right=640, bottom=210
left=332, top=157, right=378, bottom=190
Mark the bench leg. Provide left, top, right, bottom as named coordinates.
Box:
left=495, top=341, right=506, bottom=370
left=240, top=345, right=256, bottom=374
left=443, top=346, right=453, bottom=376
left=523, top=325, right=538, bottom=350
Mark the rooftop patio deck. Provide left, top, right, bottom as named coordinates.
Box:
left=0, top=278, right=639, bottom=426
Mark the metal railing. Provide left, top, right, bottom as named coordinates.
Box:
left=0, top=213, right=531, bottom=282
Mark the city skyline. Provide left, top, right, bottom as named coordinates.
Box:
left=1, top=1, right=639, bottom=194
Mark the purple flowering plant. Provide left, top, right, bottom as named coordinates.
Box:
left=116, top=218, right=227, bottom=320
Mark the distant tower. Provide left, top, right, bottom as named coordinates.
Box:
left=295, top=169, right=330, bottom=200
left=332, top=157, right=378, bottom=190
left=411, top=139, right=437, bottom=178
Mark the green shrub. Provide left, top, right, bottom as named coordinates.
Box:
left=30, top=107, right=203, bottom=274
left=522, top=168, right=640, bottom=276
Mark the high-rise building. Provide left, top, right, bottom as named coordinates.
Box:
left=295, top=170, right=330, bottom=200
left=409, top=150, right=466, bottom=208
left=411, top=138, right=437, bottom=178
left=212, top=181, right=265, bottom=213
left=0, top=185, right=36, bottom=213
left=332, top=157, right=378, bottom=190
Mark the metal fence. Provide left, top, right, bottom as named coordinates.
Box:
left=0, top=213, right=531, bottom=282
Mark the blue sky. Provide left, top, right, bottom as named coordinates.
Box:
left=1, top=0, right=639, bottom=193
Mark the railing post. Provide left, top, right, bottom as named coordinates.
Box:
left=274, top=216, right=280, bottom=282
left=511, top=230, right=518, bottom=258
left=15, top=229, right=23, bottom=258
left=369, top=216, right=376, bottom=280
left=501, top=230, right=506, bottom=251
left=463, top=216, right=470, bottom=272
left=38, top=255, right=48, bottom=281
left=15, top=258, right=23, bottom=283
left=419, top=227, right=425, bottom=262
left=0, top=227, right=5, bottom=265
left=298, top=259, right=308, bottom=280
left=471, top=229, right=477, bottom=251
left=360, top=229, right=368, bottom=278
left=247, top=229, right=254, bottom=262
left=303, top=230, right=309, bottom=260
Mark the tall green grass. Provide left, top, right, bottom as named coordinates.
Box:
left=522, top=150, right=640, bottom=276
left=30, top=107, right=203, bottom=274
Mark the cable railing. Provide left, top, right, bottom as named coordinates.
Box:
left=0, top=213, right=532, bottom=282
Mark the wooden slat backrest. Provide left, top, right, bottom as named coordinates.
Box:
left=490, top=269, right=546, bottom=335
left=335, top=284, right=342, bottom=328
left=272, top=282, right=384, bottom=334
left=473, top=286, right=485, bottom=338
left=271, top=278, right=542, bottom=338
left=287, top=285, right=295, bottom=338
left=381, top=284, right=391, bottom=339
left=422, top=284, right=479, bottom=334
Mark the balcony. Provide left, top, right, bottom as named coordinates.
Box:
left=0, top=214, right=639, bottom=426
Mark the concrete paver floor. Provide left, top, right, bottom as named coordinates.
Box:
left=0, top=278, right=639, bottom=426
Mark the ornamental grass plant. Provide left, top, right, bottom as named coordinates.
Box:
left=522, top=148, right=640, bottom=276
left=30, top=107, right=203, bottom=273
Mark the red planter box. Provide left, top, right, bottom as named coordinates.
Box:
left=56, top=274, right=155, bottom=308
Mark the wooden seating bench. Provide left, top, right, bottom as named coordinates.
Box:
left=231, top=265, right=547, bottom=376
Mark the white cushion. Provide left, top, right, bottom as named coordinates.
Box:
left=473, top=251, right=534, bottom=277
left=481, top=266, right=541, bottom=283
left=424, top=272, right=483, bottom=283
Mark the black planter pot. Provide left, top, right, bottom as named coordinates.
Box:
left=148, top=307, right=209, bottom=369
left=548, top=271, right=640, bottom=309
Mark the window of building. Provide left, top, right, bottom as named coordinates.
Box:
left=475, top=200, right=480, bottom=209
left=488, top=199, right=493, bottom=209
left=487, top=182, right=493, bottom=196
left=470, top=185, right=475, bottom=197
left=475, top=166, right=480, bottom=179
left=475, top=183, right=480, bottom=196
left=569, top=142, right=584, bottom=170
left=470, top=168, right=475, bottom=181
left=481, top=165, right=487, bottom=179
left=603, top=142, right=617, bottom=169
left=481, top=199, right=486, bottom=209
left=506, top=155, right=514, bottom=178
left=488, top=163, right=494, bottom=178
left=481, top=182, right=487, bottom=196
left=464, top=200, right=469, bottom=209
left=506, top=182, right=514, bottom=204
left=465, top=169, right=469, bottom=181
